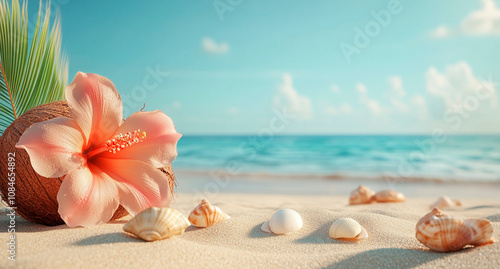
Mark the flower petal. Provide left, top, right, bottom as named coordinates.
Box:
left=65, top=72, right=123, bottom=148
left=57, top=164, right=120, bottom=227
left=92, top=157, right=172, bottom=216
left=15, top=117, right=86, bottom=178
left=99, top=110, right=181, bottom=168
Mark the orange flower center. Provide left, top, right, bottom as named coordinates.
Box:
left=105, top=129, right=147, bottom=154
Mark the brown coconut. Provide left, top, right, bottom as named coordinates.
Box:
left=0, top=101, right=176, bottom=226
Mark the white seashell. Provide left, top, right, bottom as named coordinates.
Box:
left=371, top=190, right=405, bottom=203
left=261, top=209, right=303, bottom=235
left=188, top=199, right=230, bottom=227
left=123, top=207, right=190, bottom=242
left=261, top=220, right=272, bottom=233
left=329, top=218, right=368, bottom=239
left=415, top=208, right=494, bottom=252
left=429, top=196, right=461, bottom=209
left=349, top=185, right=375, bottom=205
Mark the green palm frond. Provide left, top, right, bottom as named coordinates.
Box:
left=0, top=0, right=68, bottom=135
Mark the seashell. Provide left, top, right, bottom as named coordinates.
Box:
left=429, top=196, right=461, bottom=209
left=261, top=209, right=303, bottom=235
left=188, top=199, right=230, bottom=227
left=371, top=190, right=405, bottom=203
left=349, top=185, right=375, bottom=205
left=123, top=207, right=190, bottom=242
left=463, top=218, right=495, bottom=246
left=329, top=218, right=368, bottom=239
left=415, top=208, right=494, bottom=252
left=261, top=220, right=272, bottom=233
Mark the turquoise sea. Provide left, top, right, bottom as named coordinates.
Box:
left=174, top=135, right=500, bottom=182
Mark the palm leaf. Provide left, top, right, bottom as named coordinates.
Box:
left=0, top=0, right=68, bottom=136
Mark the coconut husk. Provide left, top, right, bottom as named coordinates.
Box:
left=0, top=101, right=176, bottom=226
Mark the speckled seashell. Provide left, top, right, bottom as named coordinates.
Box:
left=261, top=209, right=303, bottom=235
left=429, top=196, right=461, bottom=209
left=188, top=199, right=230, bottom=227
left=349, top=185, right=375, bottom=205
left=123, top=207, right=190, bottom=242
left=371, top=190, right=405, bottom=203
left=329, top=218, right=368, bottom=239
left=415, top=208, right=494, bottom=252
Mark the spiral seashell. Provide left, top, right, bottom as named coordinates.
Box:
left=123, top=207, right=190, bottom=242
left=188, top=199, right=230, bottom=228
left=261, top=209, right=303, bottom=235
left=415, top=208, right=494, bottom=252
left=329, top=218, right=368, bottom=239
left=429, top=196, right=461, bottom=209
left=371, top=190, right=405, bottom=203
left=349, top=185, right=375, bottom=205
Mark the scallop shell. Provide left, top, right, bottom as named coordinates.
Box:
left=123, top=207, right=190, bottom=242
left=349, top=185, right=375, bottom=205
left=261, top=209, right=303, bottom=235
left=188, top=199, right=230, bottom=227
left=371, top=190, right=405, bottom=203
left=329, top=218, right=368, bottom=239
left=415, top=208, right=494, bottom=252
left=429, top=196, right=461, bottom=209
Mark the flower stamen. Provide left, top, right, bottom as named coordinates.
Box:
left=105, top=129, right=147, bottom=154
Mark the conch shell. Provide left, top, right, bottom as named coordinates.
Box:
left=329, top=218, right=368, bottom=239
left=188, top=199, right=230, bottom=227
left=123, top=207, right=190, bottom=242
left=349, top=185, right=375, bottom=205
left=261, top=209, right=303, bottom=235
left=371, top=190, right=405, bottom=203
left=415, top=208, right=494, bottom=252
left=429, top=196, right=461, bottom=209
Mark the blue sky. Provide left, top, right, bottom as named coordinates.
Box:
left=29, top=0, right=500, bottom=134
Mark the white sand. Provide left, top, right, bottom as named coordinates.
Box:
left=1, top=192, right=499, bottom=269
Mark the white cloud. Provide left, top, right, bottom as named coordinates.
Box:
left=461, top=0, right=500, bottom=35
left=172, top=101, right=182, bottom=109
left=274, top=73, right=312, bottom=119
left=356, top=83, right=385, bottom=115
left=366, top=99, right=383, bottom=115
left=389, top=76, right=405, bottom=97
left=426, top=62, right=492, bottom=107
left=326, top=104, right=352, bottom=115
left=430, top=25, right=453, bottom=38
left=227, top=107, right=239, bottom=116
left=426, top=61, right=495, bottom=109
left=390, top=97, right=409, bottom=112
left=356, top=83, right=367, bottom=97
left=411, top=95, right=428, bottom=120
left=340, top=104, right=352, bottom=114
left=325, top=106, right=336, bottom=115
left=431, top=0, right=500, bottom=37
left=331, top=85, right=340, bottom=94
left=388, top=76, right=410, bottom=112
left=202, top=37, right=229, bottom=54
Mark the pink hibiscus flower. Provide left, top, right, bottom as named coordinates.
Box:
left=16, top=72, right=181, bottom=227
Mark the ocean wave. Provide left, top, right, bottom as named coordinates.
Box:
left=174, top=135, right=500, bottom=183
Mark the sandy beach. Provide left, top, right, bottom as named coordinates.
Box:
left=1, top=174, right=499, bottom=269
